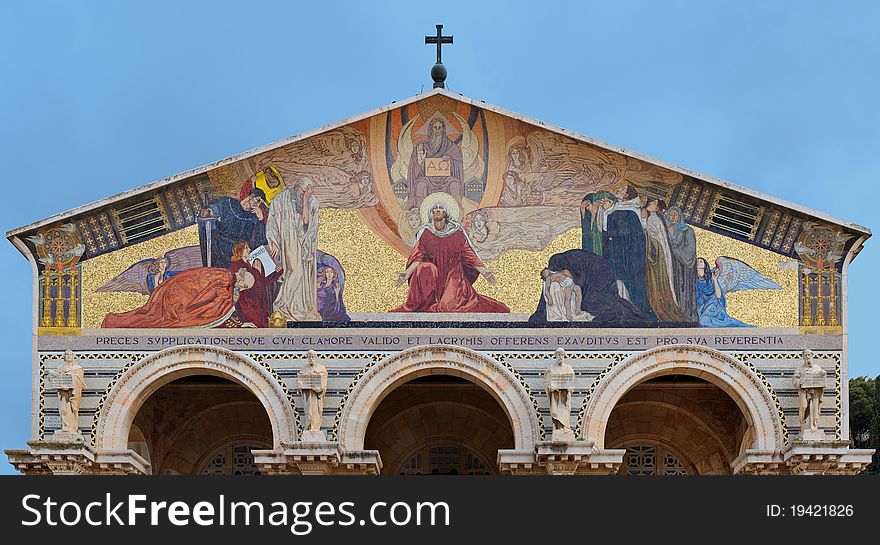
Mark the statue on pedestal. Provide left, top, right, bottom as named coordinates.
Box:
left=50, top=350, right=85, bottom=440
left=544, top=348, right=575, bottom=442
left=792, top=349, right=826, bottom=441
left=297, top=350, right=328, bottom=442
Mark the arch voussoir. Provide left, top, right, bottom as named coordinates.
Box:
left=94, top=345, right=298, bottom=451
left=337, top=345, right=541, bottom=451
left=580, top=345, right=785, bottom=453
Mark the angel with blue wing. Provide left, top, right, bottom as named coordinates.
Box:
left=96, top=245, right=203, bottom=295
left=695, top=256, right=782, bottom=327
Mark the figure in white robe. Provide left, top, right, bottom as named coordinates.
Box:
left=544, top=348, right=576, bottom=441
left=266, top=178, right=321, bottom=322
left=297, top=350, right=329, bottom=440
left=541, top=269, right=594, bottom=322
left=54, top=350, right=85, bottom=438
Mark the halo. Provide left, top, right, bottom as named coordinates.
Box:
left=505, top=135, right=527, bottom=155
left=414, top=111, right=461, bottom=138
left=420, top=192, right=460, bottom=225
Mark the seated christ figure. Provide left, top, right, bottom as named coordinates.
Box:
left=402, top=117, right=464, bottom=211
left=392, top=193, right=510, bottom=313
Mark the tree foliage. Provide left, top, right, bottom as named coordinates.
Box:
left=848, top=375, right=879, bottom=474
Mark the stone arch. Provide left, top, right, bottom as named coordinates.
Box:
left=606, top=400, right=736, bottom=475
left=126, top=424, right=152, bottom=473
left=366, top=397, right=514, bottom=475
left=609, top=400, right=735, bottom=461
left=337, top=345, right=541, bottom=451
left=580, top=345, right=785, bottom=452
left=95, top=345, right=297, bottom=451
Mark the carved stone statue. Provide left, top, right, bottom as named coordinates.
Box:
left=297, top=350, right=328, bottom=442
left=50, top=349, right=85, bottom=439
left=544, top=348, right=575, bottom=442
left=792, top=349, right=826, bottom=441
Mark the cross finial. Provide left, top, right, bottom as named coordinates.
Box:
left=425, top=24, right=453, bottom=89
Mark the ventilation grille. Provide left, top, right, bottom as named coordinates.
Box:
left=110, top=196, right=169, bottom=244
left=707, top=194, right=764, bottom=240
left=639, top=180, right=673, bottom=205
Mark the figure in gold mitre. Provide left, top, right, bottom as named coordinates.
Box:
left=238, top=164, right=286, bottom=210
left=297, top=350, right=328, bottom=440
left=544, top=348, right=575, bottom=442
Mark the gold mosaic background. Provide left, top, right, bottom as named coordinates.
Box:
left=472, top=228, right=581, bottom=314
left=76, top=212, right=797, bottom=327
left=318, top=209, right=798, bottom=324
left=317, top=209, right=408, bottom=312
left=693, top=226, right=799, bottom=327
left=318, top=209, right=582, bottom=314
left=81, top=226, right=201, bottom=328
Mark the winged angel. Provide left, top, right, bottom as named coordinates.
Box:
left=391, top=112, right=484, bottom=212
left=695, top=256, right=781, bottom=327
left=97, top=245, right=203, bottom=295
left=499, top=131, right=683, bottom=208
left=255, top=126, right=377, bottom=209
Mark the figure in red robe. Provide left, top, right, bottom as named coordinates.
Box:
left=392, top=200, right=509, bottom=313
left=229, top=242, right=282, bottom=327
left=102, top=267, right=254, bottom=328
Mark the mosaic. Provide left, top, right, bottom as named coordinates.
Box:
left=21, top=93, right=843, bottom=332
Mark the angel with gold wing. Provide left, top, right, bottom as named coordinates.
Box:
left=695, top=256, right=781, bottom=327
left=97, top=245, right=203, bottom=295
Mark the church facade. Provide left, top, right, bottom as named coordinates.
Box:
left=5, top=88, right=874, bottom=475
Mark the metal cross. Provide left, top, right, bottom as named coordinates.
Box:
left=425, top=24, right=453, bottom=64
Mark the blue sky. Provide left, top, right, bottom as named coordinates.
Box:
left=1, top=1, right=878, bottom=472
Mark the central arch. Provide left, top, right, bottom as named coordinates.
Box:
left=580, top=345, right=785, bottom=453
left=337, top=345, right=541, bottom=452
left=94, top=345, right=298, bottom=451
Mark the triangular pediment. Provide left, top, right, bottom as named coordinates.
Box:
left=12, top=88, right=866, bottom=331
left=9, top=88, right=868, bottom=256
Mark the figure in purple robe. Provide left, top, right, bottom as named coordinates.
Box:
left=316, top=250, right=350, bottom=321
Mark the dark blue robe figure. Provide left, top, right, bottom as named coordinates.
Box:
left=316, top=250, right=350, bottom=322
left=695, top=276, right=749, bottom=327
left=529, top=249, right=651, bottom=323
left=603, top=204, right=656, bottom=321
left=198, top=196, right=267, bottom=269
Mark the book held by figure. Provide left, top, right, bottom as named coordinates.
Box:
left=47, top=374, right=75, bottom=391
left=248, top=245, right=278, bottom=275
left=297, top=372, right=324, bottom=390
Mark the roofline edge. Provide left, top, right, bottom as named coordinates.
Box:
left=7, top=87, right=871, bottom=240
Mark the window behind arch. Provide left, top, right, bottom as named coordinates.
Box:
left=399, top=444, right=492, bottom=475
left=622, top=445, right=689, bottom=476
left=199, top=444, right=263, bottom=476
